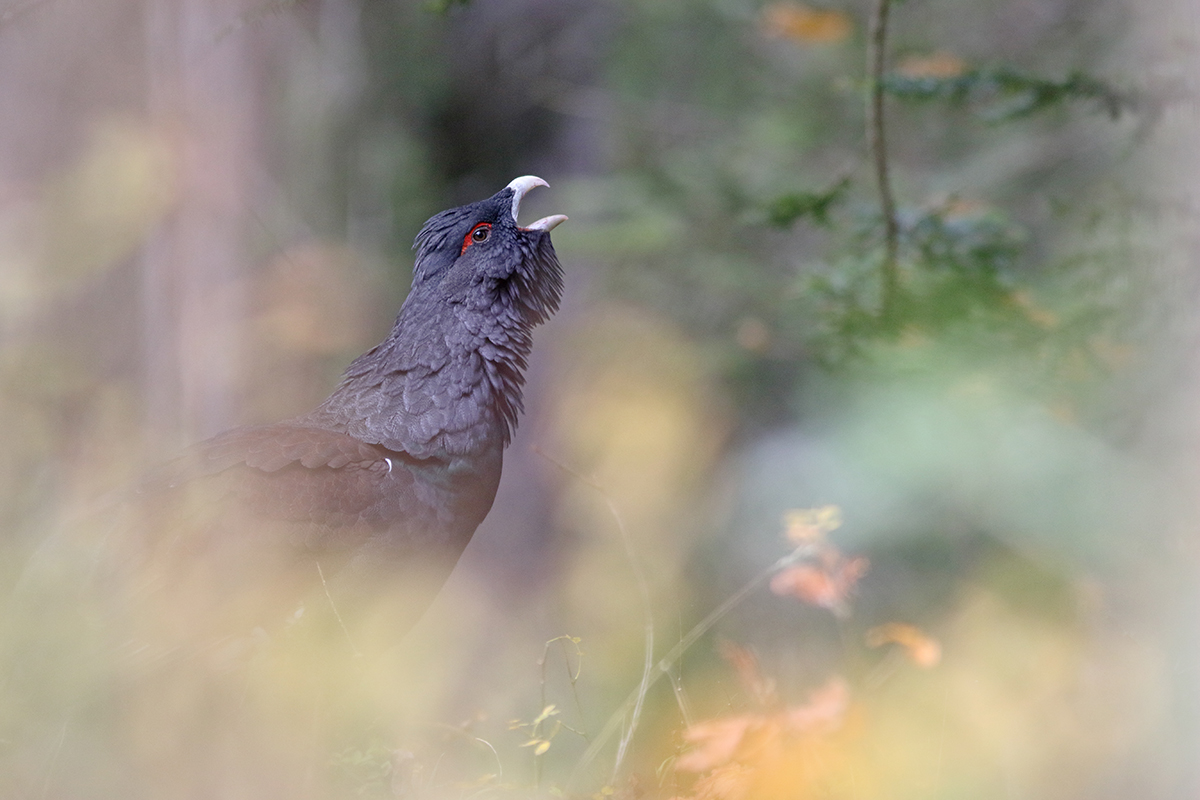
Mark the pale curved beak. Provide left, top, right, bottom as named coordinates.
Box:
left=506, top=175, right=567, bottom=232
left=526, top=214, right=568, bottom=232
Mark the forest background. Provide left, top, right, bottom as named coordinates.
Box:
left=0, top=0, right=1198, bottom=797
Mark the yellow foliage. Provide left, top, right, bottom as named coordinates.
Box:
left=865, top=622, right=942, bottom=668
left=896, top=52, right=969, bottom=78
left=761, top=3, right=853, bottom=44
left=39, top=117, right=176, bottom=287
left=782, top=505, right=842, bottom=544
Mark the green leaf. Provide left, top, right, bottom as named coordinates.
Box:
left=424, top=0, right=471, bottom=14
left=882, top=66, right=1133, bottom=122
left=767, top=178, right=851, bottom=228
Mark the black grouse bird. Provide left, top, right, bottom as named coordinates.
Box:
left=2, top=177, right=566, bottom=798
left=125, top=174, right=566, bottom=654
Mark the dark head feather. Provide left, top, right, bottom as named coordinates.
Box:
left=306, top=178, right=565, bottom=457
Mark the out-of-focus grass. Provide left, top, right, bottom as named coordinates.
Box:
left=1, top=0, right=1197, bottom=797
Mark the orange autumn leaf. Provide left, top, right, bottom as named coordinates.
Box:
left=718, top=641, right=778, bottom=706
left=677, top=715, right=758, bottom=773
left=677, top=678, right=850, bottom=773
left=770, top=556, right=868, bottom=612
left=865, top=622, right=942, bottom=667
left=896, top=52, right=969, bottom=79
left=780, top=677, right=849, bottom=732
left=674, top=676, right=867, bottom=800
left=748, top=718, right=866, bottom=800
left=761, top=3, right=853, bottom=44
left=770, top=565, right=831, bottom=604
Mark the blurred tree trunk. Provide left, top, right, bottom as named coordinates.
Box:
left=141, top=0, right=261, bottom=451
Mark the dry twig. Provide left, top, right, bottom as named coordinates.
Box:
left=866, top=0, right=899, bottom=323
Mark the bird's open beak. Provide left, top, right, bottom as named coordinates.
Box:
left=526, top=214, right=568, bottom=232
left=507, top=175, right=568, bottom=233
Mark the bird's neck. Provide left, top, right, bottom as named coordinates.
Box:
left=304, top=294, right=533, bottom=459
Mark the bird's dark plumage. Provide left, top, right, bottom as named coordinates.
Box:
left=0, top=178, right=565, bottom=799
left=130, top=175, right=566, bottom=647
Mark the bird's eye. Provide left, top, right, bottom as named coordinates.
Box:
left=461, top=222, right=492, bottom=254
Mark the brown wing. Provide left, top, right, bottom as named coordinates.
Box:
left=152, top=423, right=389, bottom=483
left=139, top=423, right=401, bottom=531
left=119, top=425, right=411, bottom=648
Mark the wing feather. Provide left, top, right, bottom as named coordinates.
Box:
left=153, top=424, right=389, bottom=485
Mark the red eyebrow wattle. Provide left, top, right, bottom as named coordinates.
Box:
left=461, top=222, right=492, bottom=255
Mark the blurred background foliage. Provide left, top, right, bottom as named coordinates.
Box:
left=1, top=0, right=1199, bottom=797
